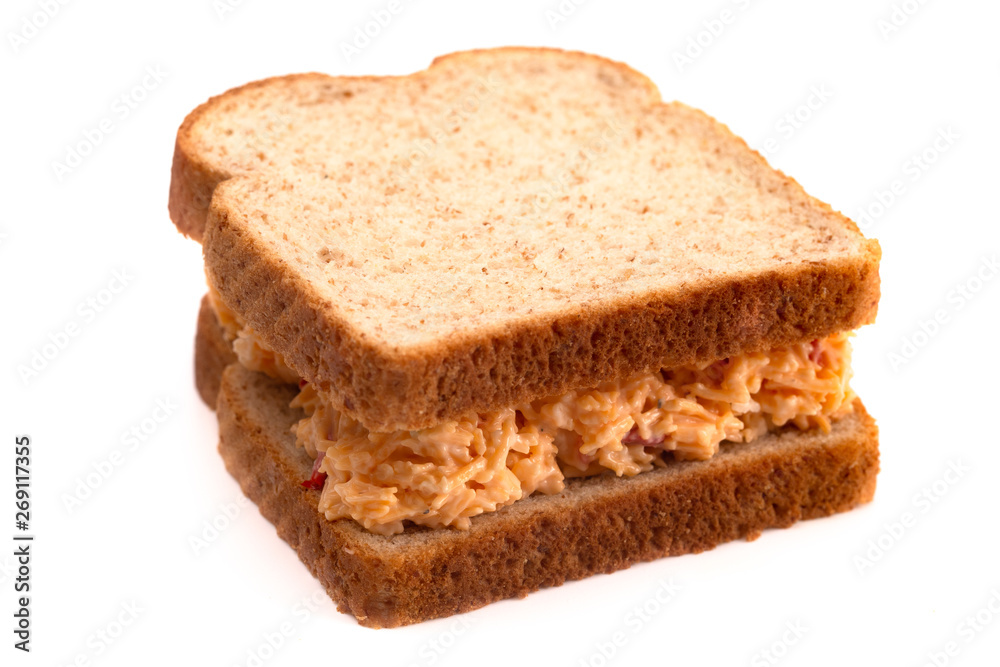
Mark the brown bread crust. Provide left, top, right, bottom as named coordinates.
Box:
left=168, top=136, right=220, bottom=242
left=206, top=217, right=879, bottom=431
left=194, top=294, right=237, bottom=408
left=216, top=362, right=879, bottom=628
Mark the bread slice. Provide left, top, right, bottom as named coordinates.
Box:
left=169, top=48, right=662, bottom=242
left=195, top=293, right=237, bottom=408
left=179, top=47, right=880, bottom=432
left=216, top=361, right=878, bottom=628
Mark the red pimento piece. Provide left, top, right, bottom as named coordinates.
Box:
left=301, top=450, right=327, bottom=490
left=808, top=339, right=822, bottom=364
left=298, top=379, right=309, bottom=389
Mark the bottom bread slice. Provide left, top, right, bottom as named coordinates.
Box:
left=215, top=361, right=879, bottom=628
left=195, top=294, right=237, bottom=408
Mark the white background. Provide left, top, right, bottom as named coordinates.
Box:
left=2, top=0, right=999, bottom=665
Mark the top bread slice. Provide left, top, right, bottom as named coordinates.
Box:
left=170, top=47, right=881, bottom=432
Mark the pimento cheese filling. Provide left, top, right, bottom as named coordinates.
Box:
left=208, top=289, right=855, bottom=536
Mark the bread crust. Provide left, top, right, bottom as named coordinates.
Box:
left=207, top=215, right=879, bottom=430
left=194, top=294, right=238, bottom=408
left=216, top=362, right=879, bottom=628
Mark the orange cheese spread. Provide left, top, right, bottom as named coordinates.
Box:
left=208, top=289, right=854, bottom=535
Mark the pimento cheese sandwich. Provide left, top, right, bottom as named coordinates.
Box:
left=171, top=47, right=881, bottom=627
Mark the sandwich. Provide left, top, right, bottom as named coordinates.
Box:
left=170, top=48, right=881, bottom=628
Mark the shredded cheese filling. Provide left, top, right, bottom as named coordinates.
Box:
left=209, top=290, right=855, bottom=536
